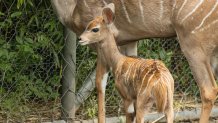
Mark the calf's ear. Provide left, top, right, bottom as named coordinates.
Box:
left=102, top=3, right=115, bottom=25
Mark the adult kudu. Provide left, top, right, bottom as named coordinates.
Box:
left=51, top=0, right=218, bottom=123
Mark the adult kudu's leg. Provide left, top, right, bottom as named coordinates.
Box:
left=177, top=34, right=218, bottom=123
left=120, top=42, right=138, bottom=56
left=211, top=49, right=218, bottom=80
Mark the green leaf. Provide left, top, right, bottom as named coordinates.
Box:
left=35, top=16, right=39, bottom=27
left=0, top=63, right=12, bottom=71
left=37, top=34, right=49, bottom=46
left=0, top=11, right=5, bottom=16
left=27, top=0, right=33, bottom=6
left=16, top=36, right=23, bottom=44
left=24, top=37, right=33, bottom=44
left=47, top=87, right=52, bottom=93
left=159, top=50, right=165, bottom=60
left=6, top=19, right=12, bottom=27
left=0, top=37, right=4, bottom=45
left=11, top=12, right=22, bottom=18
left=17, top=0, right=25, bottom=9
left=44, top=22, right=51, bottom=29
left=0, top=88, right=6, bottom=94
left=0, top=49, right=8, bottom=57
left=27, top=15, right=35, bottom=26
left=0, top=22, right=5, bottom=28
left=23, top=45, right=34, bottom=53
left=19, top=26, right=26, bottom=37
left=50, top=41, right=60, bottom=67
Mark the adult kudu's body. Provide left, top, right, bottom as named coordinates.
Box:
left=52, top=0, right=218, bottom=123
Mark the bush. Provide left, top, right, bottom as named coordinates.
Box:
left=0, top=0, right=63, bottom=119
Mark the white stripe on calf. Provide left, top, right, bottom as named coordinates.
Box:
left=138, top=69, right=151, bottom=96
left=125, top=62, right=135, bottom=84
left=102, top=72, right=109, bottom=94
left=127, top=102, right=135, bottom=113
left=142, top=73, right=155, bottom=94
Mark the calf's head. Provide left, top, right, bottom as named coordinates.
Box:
left=79, top=3, right=115, bottom=45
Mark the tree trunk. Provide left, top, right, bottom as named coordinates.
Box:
left=61, top=28, right=77, bottom=121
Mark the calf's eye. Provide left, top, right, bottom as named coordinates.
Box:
left=92, top=28, right=99, bottom=33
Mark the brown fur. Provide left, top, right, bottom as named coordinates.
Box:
left=115, top=58, right=173, bottom=113
left=80, top=16, right=174, bottom=123
left=87, top=16, right=104, bottom=30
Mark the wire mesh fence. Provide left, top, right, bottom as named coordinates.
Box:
left=0, top=0, right=207, bottom=122
left=0, top=1, right=63, bottom=122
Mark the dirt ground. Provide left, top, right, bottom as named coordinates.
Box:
left=1, top=96, right=218, bottom=123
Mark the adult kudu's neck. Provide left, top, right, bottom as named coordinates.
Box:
left=97, top=31, right=125, bottom=71
left=112, top=0, right=176, bottom=43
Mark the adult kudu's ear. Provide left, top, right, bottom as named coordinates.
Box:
left=102, top=3, right=115, bottom=25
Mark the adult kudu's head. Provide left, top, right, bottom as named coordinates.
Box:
left=51, top=0, right=111, bottom=35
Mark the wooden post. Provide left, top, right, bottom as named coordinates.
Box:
left=61, top=27, right=77, bottom=121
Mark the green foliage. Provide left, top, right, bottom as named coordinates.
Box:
left=76, top=45, right=97, bottom=89
left=138, top=39, right=173, bottom=67
left=0, top=0, right=63, bottom=119
left=87, top=96, right=97, bottom=118
left=17, top=0, right=33, bottom=9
